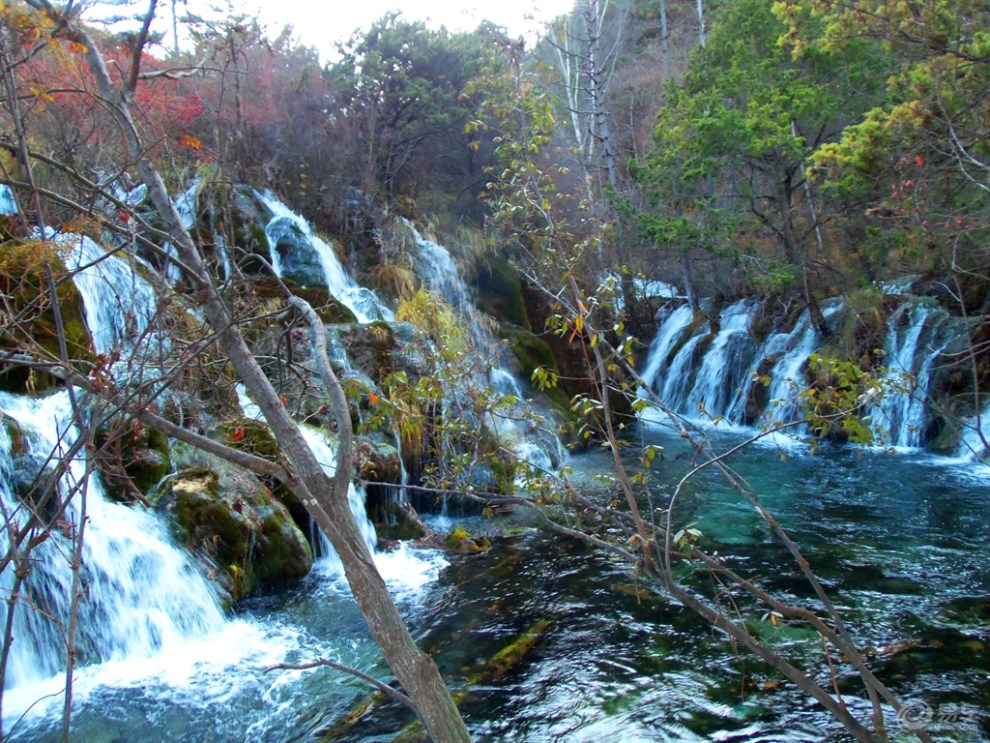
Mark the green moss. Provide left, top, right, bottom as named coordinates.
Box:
left=472, top=252, right=529, bottom=329
left=505, top=328, right=569, bottom=411
left=253, top=503, right=313, bottom=586
left=250, top=277, right=357, bottom=324
left=94, top=415, right=171, bottom=501
left=0, top=239, right=93, bottom=392
left=479, top=618, right=551, bottom=680
left=154, top=450, right=313, bottom=604
left=445, top=524, right=492, bottom=553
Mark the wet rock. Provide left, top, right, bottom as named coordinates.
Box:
left=94, top=414, right=171, bottom=503
left=0, top=240, right=92, bottom=393
left=153, top=445, right=312, bottom=604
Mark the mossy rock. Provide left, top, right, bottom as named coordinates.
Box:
left=445, top=524, right=491, bottom=554
left=471, top=252, right=529, bottom=329
left=0, top=239, right=93, bottom=393
left=503, top=327, right=570, bottom=411
left=253, top=501, right=314, bottom=587
left=474, top=618, right=551, bottom=681
left=215, top=417, right=286, bottom=461
left=208, top=418, right=313, bottom=532
left=354, top=435, right=401, bottom=483
left=94, top=415, right=171, bottom=502
left=154, top=446, right=312, bottom=604
left=250, top=277, right=357, bottom=324
left=335, top=321, right=407, bottom=383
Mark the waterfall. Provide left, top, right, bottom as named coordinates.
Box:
left=642, top=300, right=759, bottom=423
left=685, top=300, right=759, bottom=419
left=736, top=303, right=841, bottom=428
left=255, top=191, right=393, bottom=323
left=0, top=391, right=226, bottom=693
left=639, top=300, right=834, bottom=431
left=867, top=303, right=951, bottom=448
left=638, top=304, right=696, bottom=395
left=236, top=389, right=379, bottom=561
left=0, top=184, right=16, bottom=215
left=957, top=402, right=990, bottom=460
left=638, top=295, right=964, bottom=450
left=405, top=219, right=496, bottom=355
left=55, top=233, right=158, bottom=358
left=403, top=221, right=564, bottom=474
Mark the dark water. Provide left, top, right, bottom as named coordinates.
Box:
left=9, top=426, right=990, bottom=742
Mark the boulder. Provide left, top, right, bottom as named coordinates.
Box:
left=153, top=445, right=312, bottom=605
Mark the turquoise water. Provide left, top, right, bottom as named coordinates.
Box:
left=9, top=426, right=990, bottom=741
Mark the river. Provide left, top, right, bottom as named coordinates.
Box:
left=9, top=419, right=988, bottom=742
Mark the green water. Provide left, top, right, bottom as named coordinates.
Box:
left=11, top=426, right=990, bottom=741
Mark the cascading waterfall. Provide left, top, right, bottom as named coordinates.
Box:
left=0, top=184, right=17, bottom=215
left=256, top=191, right=393, bottom=324
left=638, top=304, right=696, bottom=395
left=866, top=302, right=952, bottom=448
left=642, top=299, right=758, bottom=424
left=729, top=303, right=841, bottom=428
left=55, top=233, right=159, bottom=358
left=0, top=391, right=226, bottom=692
left=751, top=309, right=827, bottom=426
left=403, top=221, right=564, bottom=473
left=957, top=402, right=990, bottom=460
left=1, top=191, right=448, bottom=736
left=639, top=296, right=962, bottom=450
left=685, top=300, right=759, bottom=419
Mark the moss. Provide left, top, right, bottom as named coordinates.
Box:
left=0, top=239, right=93, bottom=392
left=94, top=415, right=171, bottom=502
left=471, top=252, right=529, bottom=329
left=504, top=328, right=570, bottom=411
left=445, top=524, right=491, bottom=554
left=154, top=448, right=313, bottom=604
left=249, top=277, right=357, bottom=324
left=253, top=503, right=313, bottom=586
left=479, top=618, right=551, bottom=680
left=155, top=468, right=257, bottom=600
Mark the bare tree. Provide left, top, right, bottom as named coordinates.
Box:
left=12, top=1, right=470, bottom=740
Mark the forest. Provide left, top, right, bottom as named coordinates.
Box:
left=0, top=0, right=989, bottom=740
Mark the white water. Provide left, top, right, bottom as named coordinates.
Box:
left=236, top=389, right=445, bottom=579
left=0, top=391, right=227, bottom=698
left=685, top=300, right=759, bottom=418
left=641, top=299, right=763, bottom=422
left=0, top=184, right=17, bottom=215
left=256, top=191, right=393, bottom=323
left=641, top=300, right=829, bottom=430
left=638, top=304, right=695, bottom=395
left=639, top=297, right=962, bottom=450
left=54, top=233, right=158, bottom=357
left=956, top=400, right=990, bottom=461
left=742, top=304, right=841, bottom=428
left=866, top=303, right=951, bottom=448
left=0, top=207, right=442, bottom=736
left=404, top=221, right=564, bottom=474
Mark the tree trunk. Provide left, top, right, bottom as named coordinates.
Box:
left=37, top=6, right=471, bottom=739
left=585, top=0, right=619, bottom=190
left=659, top=0, right=671, bottom=80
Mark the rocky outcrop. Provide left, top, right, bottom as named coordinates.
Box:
left=152, top=443, right=312, bottom=605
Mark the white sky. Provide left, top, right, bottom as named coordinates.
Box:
left=233, top=0, right=575, bottom=58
